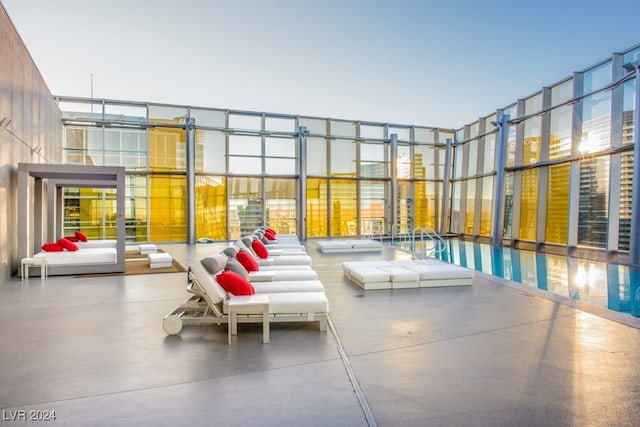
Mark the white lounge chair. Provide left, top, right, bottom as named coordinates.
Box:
left=162, top=261, right=329, bottom=338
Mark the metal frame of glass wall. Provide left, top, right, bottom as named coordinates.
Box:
left=57, top=97, right=450, bottom=243
left=56, top=42, right=640, bottom=262
left=452, top=43, right=640, bottom=261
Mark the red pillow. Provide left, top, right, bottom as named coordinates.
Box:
left=266, top=227, right=276, bottom=236
left=264, top=230, right=276, bottom=240
left=63, top=235, right=79, bottom=242
left=216, top=270, right=255, bottom=295
left=57, top=238, right=79, bottom=251
left=75, top=231, right=88, bottom=242
left=251, top=239, right=269, bottom=259
left=237, top=250, right=259, bottom=272
left=42, top=242, right=64, bottom=252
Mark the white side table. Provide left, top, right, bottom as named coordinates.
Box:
left=227, top=295, right=270, bottom=345
left=21, top=257, right=47, bottom=279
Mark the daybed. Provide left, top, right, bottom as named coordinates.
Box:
left=162, top=261, right=329, bottom=339
left=342, top=259, right=474, bottom=290
left=316, top=239, right=383, bottom=253
left=76, top=239, right=117, bottom=249
left=33, top=247, right=119, bottom=276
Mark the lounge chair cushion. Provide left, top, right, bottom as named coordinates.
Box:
left=216, top=270, right=255, bottom=296
left=251, top=239, right=269, bottom=259
left=201, top=253, right=227, bottom=274
left=58, top=238, right=79, bottom=251
left=41, top=242, right=64, bottom=252
left=237, top=250, right=259, bottom=272
left=189, top=261, right=227, bottom=304
left=226, top=258, right=250, bottom=280
left=222, top=244, right=239, bottom=258
left=75, top=230, right=88, bottom=242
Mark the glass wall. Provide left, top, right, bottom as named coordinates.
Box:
left=57, top=42, right=638, bottom=255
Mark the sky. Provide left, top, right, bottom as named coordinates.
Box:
left=2, top=0, right=639, bottom=129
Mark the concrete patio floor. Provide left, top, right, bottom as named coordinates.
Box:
left=1, top=241, right=639, bottom=426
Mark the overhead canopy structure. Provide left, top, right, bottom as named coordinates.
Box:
left=18, top=163, right=126, bottom=275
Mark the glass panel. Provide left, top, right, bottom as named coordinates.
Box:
left=453, top=144, right=464, bottom=179
left=580, top=91, right=611, bottom=153
left=199, top=131, right=226, bottom=173
left=330, top=139, right=356, bottom=176
left=415, top=181, right=437, bottom=229
left=450, top=182, right=462, bottom=233
left=265, top=137, right=295, bottom=157
left=229, top=135, right=261, bottom=155
left=195, top=175, right=227, bottom=240
left=228, top=177, right=263, bottom=239
left=228, top=114, right=261, bottom=130
left=619, top=151, right=633, bottom=251
left=63, top=188, right=114, bottom=240
left=307, top=138, right=327, bottom=176
left=149, top=127, right=185, bottom=171
left=622, top=79, right=635, bottom=145
left=149, top=175, right=186, bottom=242
left=190, top=108, right=226, bottom=128
left=549, top=105, right=572, bottom=160
left=396, top=181, right=412, bottom=234
left=503, top=172, right=514, bottom=237
left=330, top=179, right=357, bottom=236
left=125, top=175, right=148, bottom=242
left=519, top=169, right=538, bottom=241
left=330, top=120, right=356, bottom=138
left=265, top=117, right=295, bottom=133
left=578, top=156, right=609, bottom=248
left=104, top=104, right=147, bottom=123
left=265, top=178, right=296, bottom=234
left=467, top=140, right=478, bottom=176
left=483, top=132, right=495, bottom=173
left=583, top=62, right=612, bottom=93
left=545, top=164, right=570, bottom=244
left=265, top=158, right=296, bottom=175
left=465, top=180, right=476, bottom=234
left=397, top=145, right=411, bottom=179
left=388, top=127, right=410, bottom=141
left=504, top=105, right=517, bottom=167
left=415, top=128, right=436, bottom=143
left=148, top=105, right=187, bottom=124
left=523, top=94, right=542, bottom=165
left=360, top=142, right=387, bottom=178
left=360, top=125, right=384, bottom=140
left=360, top=181, right=387, bottom=234
left=299, top=117, right=326, bottom=135
left=480, top=176, right=493, bottom=236
left=414, top=144, right=435, bottom=179
left=307, top=178, right=328, bottom=237
left=229, top=157, right=262, bottom=175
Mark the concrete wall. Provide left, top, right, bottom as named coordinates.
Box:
left=0, top=3, right=62, bottom=282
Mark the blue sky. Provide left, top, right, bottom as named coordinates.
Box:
left=3, top=0, right=639, bottom=128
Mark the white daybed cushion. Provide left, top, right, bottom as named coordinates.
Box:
left=33, top=248, right=117, bottom=266
left=222, top=291, right=328, bottom=315
left=252, top=280, right=325, bottom=293
left=250, top=269, right=317, bottom=282
left=76, top=240, right=117, bottom=249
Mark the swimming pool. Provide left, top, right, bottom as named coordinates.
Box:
left=391, top=239, right=640, bottom=317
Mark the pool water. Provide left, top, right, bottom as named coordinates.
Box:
left=392, top=239, right=640, bottom=317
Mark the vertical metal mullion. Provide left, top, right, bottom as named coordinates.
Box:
left=536, top=87, right=552, bottom=245
left=473, top=119, right=485, bottom=236
left=567, top=72, right=584, bottom=249
left=511, top=99, right=526, bottom=242
left=298, top=126, right=308, bottom=240
left=491, top=112, right=509, bottom=246
left=458, top=126, right=470, bottom=235
left=185, top=116, right=196, bottom=245
left=440, top=137, right=452, bottom=236
left=390, top=133, right=398, bottom=235
left=607, top=53, right=625, bottom=253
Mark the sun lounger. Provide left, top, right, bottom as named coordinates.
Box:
left=316, top=239, right=383, bottom=253
left=342, top=259, right=474, bottom=290
left=162, top=261, right=329, bottom=338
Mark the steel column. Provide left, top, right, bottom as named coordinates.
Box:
left=628, top=61, right=640, bottom=265
left=491, top=114, right=509, bottom=246
left=186, top=117, right=196, bottom=245
left=439, top=138, right=452, bottom=235
left=390, top=133, right=398, bottom=233
left=298, top=126, right=308, bottom=240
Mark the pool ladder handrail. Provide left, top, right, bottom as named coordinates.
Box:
left=411, top=227, right=448, bottom=260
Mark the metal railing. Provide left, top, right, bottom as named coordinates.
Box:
left=411, top=227, right=448, bottom=260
